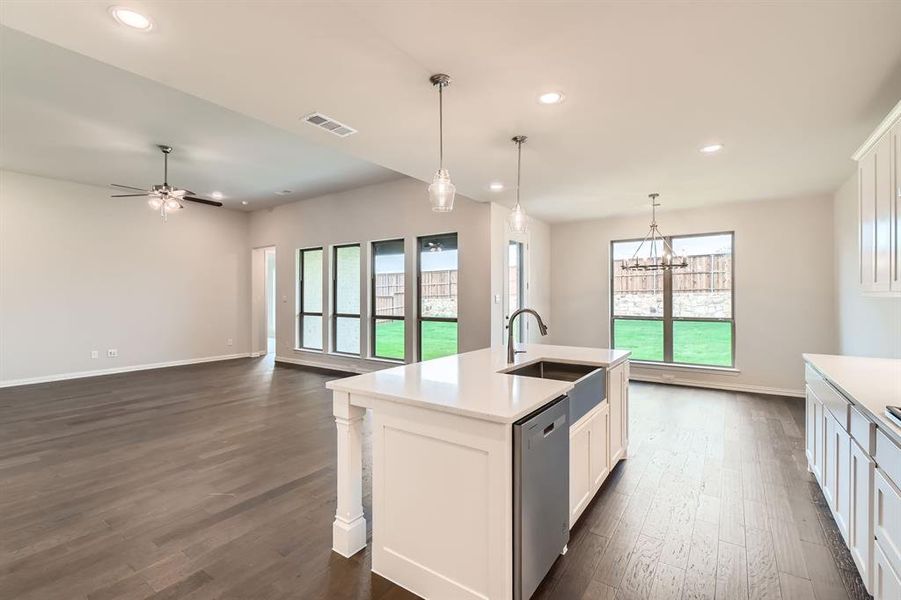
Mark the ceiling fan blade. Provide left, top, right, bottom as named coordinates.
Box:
left=111, top=194, right=150, bottom=197
left=183, top=196, right=223, bottom=207
left=110, top=183, right=148, bottom=192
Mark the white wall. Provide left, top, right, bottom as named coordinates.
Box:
left=833, top=173, right=901, bottom=357
left=248, top=177, right=493, bottom=373
left=0, top=170, right=251, bottom=384
left=550, top=194, right=837, bottom=395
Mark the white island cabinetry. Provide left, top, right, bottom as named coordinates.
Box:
left=327, top=344, right=630, bottom=600
left=803, top=354, right=901, bottom=597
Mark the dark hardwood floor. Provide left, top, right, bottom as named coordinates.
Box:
left=0, top=358, right=868, bottom=600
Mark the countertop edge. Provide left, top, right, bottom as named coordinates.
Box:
left=324, top=379, right=575, bottom=424
left=803, top=354, right=901, bottom=448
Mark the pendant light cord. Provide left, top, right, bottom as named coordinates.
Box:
left=515, top=138, right=522, bottom=207
left=438, top=83, right=444, bottom=169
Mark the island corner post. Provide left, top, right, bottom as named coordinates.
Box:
left=332, top=390, right=367, bottom=557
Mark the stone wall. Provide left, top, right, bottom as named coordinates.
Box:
left=614, top=291, right=731, bottom=318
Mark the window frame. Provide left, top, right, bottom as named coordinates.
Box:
left=371, top=239, right=406, bottom=362
left=417, top=232, right=459, bottom=362
left=297, top=247, right=324, bottom=351
left=508, top=240, right=526, bottom=343
left=332, top=243, right=362, bottom=356
left=610, top=230, right=735, bottom=368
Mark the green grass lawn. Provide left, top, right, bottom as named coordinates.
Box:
left=374, top=320, right=458, bottom=361
left=613, top=319, right=732, bottom=366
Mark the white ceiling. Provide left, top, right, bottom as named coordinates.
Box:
left=2, top=1, right=901, bottom=221
left=0, top=27, right=400, bottom=211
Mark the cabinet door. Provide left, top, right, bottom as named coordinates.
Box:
left=823, top=411, right=837, bottom=508
left=892, top=121, right=901, bottom=293
left=849, top=440, right=875, bottom=593
left=813, top=398, right=825, bottom=482
left=861, top=147, right=878, bottom=290
left=835, top=423, right=852, bottom=543
left=873, top=541, right=901, bottom=600
left=570, top=414, right=593, bottom=528
left=608, top=364, right=624, bottom=464
left=806, top=386, right=817, bottom=468
left=874, top=468, right=901, bottom=577
left=875, top=134, right=893, bottom=292
left=590, top=405, right=610, bottom=491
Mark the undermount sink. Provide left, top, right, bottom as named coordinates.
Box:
left=505, top=361, right=606, bottom=425
left=505, top=360, right=597, bottom=382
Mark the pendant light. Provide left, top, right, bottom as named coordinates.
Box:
left=507, top=135, right=529, bottom=233
left=621, top=193, right=688, bottom=271
left=428, top=73, right=455, bottom=212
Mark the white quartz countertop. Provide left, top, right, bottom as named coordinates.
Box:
left=803, top=353, right=901, bottom=445
left=325, top=344, right=630, bottom=424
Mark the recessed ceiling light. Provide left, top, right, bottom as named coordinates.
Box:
left=489, top=182, right=504, bottom=191
left=700, top=143, right=724, bottom=154
left=538, top=91, right=565, bottom=105
left=109, top=7, right=153, bottom=31
left=210, top=191, right=224, bottom=200
left=241, top=200, right=249, bottom=206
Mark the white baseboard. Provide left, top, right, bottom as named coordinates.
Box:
left=0, top=353, right=252, bottom=389
left=629, top=373, right=804, bottom=398
left=274, top=354, right=373, bottom=374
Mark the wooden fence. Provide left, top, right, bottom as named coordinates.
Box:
left=613, top=254, right=732, bottom=293
left=374, top=269, right=458, bottom=315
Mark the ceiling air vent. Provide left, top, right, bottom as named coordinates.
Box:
left=302, top=112, right=357, bottom=137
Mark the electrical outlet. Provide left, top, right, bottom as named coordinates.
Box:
left=226, top=338, right=233, bottom=347
left=107, top=349, right=118, bottom=358
left=90, top=350, right=99, bottom=359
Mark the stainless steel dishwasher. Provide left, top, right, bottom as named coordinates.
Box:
left=513, top=395, right=570, bottom=600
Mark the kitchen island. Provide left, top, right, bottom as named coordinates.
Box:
left=326, top=344, right=630, bottom=600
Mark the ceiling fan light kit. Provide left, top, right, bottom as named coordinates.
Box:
left=110, top=145, right=223, bottom=222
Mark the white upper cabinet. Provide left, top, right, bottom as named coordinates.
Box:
left=854, top=100, right=901, bottom=296
left=893, top=119, right=901, bottom=293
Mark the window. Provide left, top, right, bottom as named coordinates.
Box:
left=372, top=239, right=405, bottom=361
left=297, top=247, right=323, bottom=350
left=508, top=240, right=525, bottom=342
left=418, top=233, right=458, bottom=360
left=333, top=244, right=361, bottom=355
left=611, top=232, right=734, bottom=367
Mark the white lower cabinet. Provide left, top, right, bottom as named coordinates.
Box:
left=569, top=402, right=610, bottom=528
left=608, top=364, right=625, bottom=463
left=806, top=359, right=901, bottom=599
left=590, top=404, right=610, bottom=490
left=849, top=439, right=875, bottom=591
left=874, top=541, right=901, bottom=600
left=875, top=468, right=901, bottom=576
left=569, top=412, right=593, bottom=526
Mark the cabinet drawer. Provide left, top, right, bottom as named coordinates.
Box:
left=850, top=405, right=876, bottom=455
left=874, top=468, right=901, bottom=577
left=805, top=364, right=850, bottom=430
left=876, top=429, right=901, bottom=490
left=874, top=540, right=901, bottom=600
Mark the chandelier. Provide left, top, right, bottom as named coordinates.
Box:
left=621, top=193, right=688, bottom=271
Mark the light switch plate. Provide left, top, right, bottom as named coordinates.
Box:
left=107, top=349, right=118, bottom=358
left=90, top=350, right=99, bottom=359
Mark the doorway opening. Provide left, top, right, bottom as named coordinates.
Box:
left=252, top=246, right=276, bottom=358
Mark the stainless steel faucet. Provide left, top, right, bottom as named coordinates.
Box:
left=507, top=308, right=549, bottom=363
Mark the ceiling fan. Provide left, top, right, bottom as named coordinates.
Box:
left=110, top=145, right=223, bottom=221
